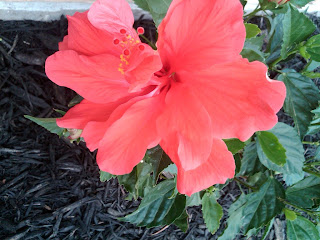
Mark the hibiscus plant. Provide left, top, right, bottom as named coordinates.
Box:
left=25, top=0, right=320, bottom=238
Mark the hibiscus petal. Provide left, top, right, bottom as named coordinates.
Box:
left=157, top=0, right=245, bottom=72
left=81, top=94, right=146, bottom=151
left=185, top=58, right=286, bottom=141
left=59, top=36, right=69, bottom=51
left=56, top=99, right=122, bottom=129
left=66, top=11, right=116, bottom=56
left=161, top=138, right=235, bottom=196
left=88, top=0, right=136, bottom=37
left=45, top=50, right=134, bottom=104
left=157, top=84, right=213, bottom=171
left=124, top=44, right=162, bottom=92
left=96, top=93, right=165, bottom=174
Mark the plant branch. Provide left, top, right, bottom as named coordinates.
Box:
left=244, top=6, right=262, bottom=22
left=269, top=50, right=298, bottom=69
left=302, top=141, right=320, bottom=146
left=279, top=198, right=320, bottom=220
left=139, top=34, right=157, bottom=50
left=234, top=177, right=257, bottom=191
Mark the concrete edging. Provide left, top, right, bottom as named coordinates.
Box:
left=0, top=0, right=319, bottom=21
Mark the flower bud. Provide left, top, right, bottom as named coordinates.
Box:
left=67, top=128, right=82, bottom=140
left=269, top=0, right=289, bottom=5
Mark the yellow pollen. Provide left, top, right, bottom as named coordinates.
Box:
left=117, top=34, right=140, bottom=74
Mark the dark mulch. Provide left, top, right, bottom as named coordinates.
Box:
left=0, top=13, right=319, bottom=240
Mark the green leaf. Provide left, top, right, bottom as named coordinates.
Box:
left=117, top=168, right=138, bottom=195
left=173, top=210, right=188, bottom=232
left=287, top=216, right=320, bottom=240
left=245, top=23, right=261, bottom=39
left=281, top=5, right=315, bottom=58
left=202, top=192, right=223, bottom=234
left=306, top=60, right=320, bottom=72
left=241, top=36, right=265, bottom=62
left=315, top=147, right=320, bottom=161
left=135, top=0, right=172, bottom=27
left=144, top=145, right=172, bottom=184
left=223, top=138, right=245, bottom=154
left=290, top=0, right=315, bottom=7
left=240, top=0, right=247, bottom=8
left=258, top=0, right=277, bottom=9
left=306, top=35, right=320, bottom=62
left=238, top=143, right=267, bottom=176
left=278, top=70, right=320, bottom=138
left=307, top=105, right=320, bottom=135
left=135, top=163, right=153, bottom=197
left=286, top=176, right=320, bottom=208
left=24, top=115, right=64, bottom=136
left=284, top=209, right=297, bottom=221
left=262, top=218, right=275, bottom=240
left=247, top=172, right=269, bottom=188
left=134, top=0, right=150, bottom=11
left=218, top=194, right=247, bottom=240
left=257, top=131, right=286, bottom=166
left=163, top=163, right=177, bottom=175
left=53, top=109, right=66, bottom=116
left=186, top=192, right=202, bottom=207
left=242, top=178, right=285, bottom=232
left=302, top=71, right=320, bottom=79
left=100, top=171, right=114, bottom=182
left=257, top=122, right=305, bottom=185
left=121, top=180, right=186, bottom=228
left=68, top=94, right=83, bottom=107
left=266, top=14, right=284, bottom=64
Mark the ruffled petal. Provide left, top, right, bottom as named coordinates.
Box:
left=161, top=138, right=235, bottom=196
left=56, top=99, right=118, bottom=129
left=124, top=44, right=162, bottom=92
left=96, top=93, right=165, bottom=174
left=88, top=0, right=136, bottom=38
left=184, top=58, right=286, bottom=141
left=81, top=94, right=147, bottom=151
left=157, top=84, right=213, bottom=171
left=66, top=11, right=116, bottom=56
left=45, top=50, right=135, bottom=104
left=157, top=0, right=245, bottom=72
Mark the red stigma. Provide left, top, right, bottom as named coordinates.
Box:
left=113, top=38, right=120, bottom=45
left=120, top=29, right=126, bottom=34
left=138, top=44, right=145, bottom=51
left=123, top=49, right=130, bottom=56
left=137, top=27, right=144, bottom=35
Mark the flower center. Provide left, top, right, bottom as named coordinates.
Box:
left=113, top=28, right=145, bottom=75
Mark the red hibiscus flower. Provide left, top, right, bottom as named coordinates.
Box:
left=45, top=0, right=286, bottom=196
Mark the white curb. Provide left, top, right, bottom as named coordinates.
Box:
left=0, top=0, right=319, bottom=21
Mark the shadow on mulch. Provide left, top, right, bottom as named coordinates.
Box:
left=1, top=14, right=320, bottom=240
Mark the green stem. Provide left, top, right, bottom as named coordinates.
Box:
left=139, top=34, right=157, bottom=50
left=304, top=161, right=320, bottom=167
left=269, top=50, right=298, bottom=69
left=279, top=198, right=320, bottom=219
left=244, top=6, right=262, bottom=22
left=303, top=168, right=320, bottom=178
left=234, top=177, right=257, bottom=191
left=301, top=60, right=313, bottom=73
left=302, top=141, right=320, bottom=146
